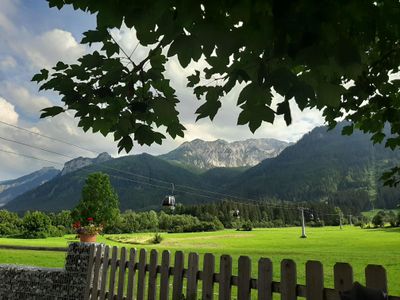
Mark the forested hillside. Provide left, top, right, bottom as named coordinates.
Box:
left=5, top=124, right=400, bottom=213
left=227, top=124, right=400, bottom=211
left=5, top=154, right=220, bottom=212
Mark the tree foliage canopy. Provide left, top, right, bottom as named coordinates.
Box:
left=72, top=172, right=120, bottom=226
left=35, top=0, right=400, bottom=184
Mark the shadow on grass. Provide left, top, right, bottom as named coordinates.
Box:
left=363, top=227, right=400, bottom=233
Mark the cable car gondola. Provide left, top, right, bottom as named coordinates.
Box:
left=162, top=183, right=176, bottom=209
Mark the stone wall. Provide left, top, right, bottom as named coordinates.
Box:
left=0, top=243, right=95, bottom=300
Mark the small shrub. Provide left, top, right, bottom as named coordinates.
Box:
left=152, top=233, right=163, bottom=244
left=237, top=221, right=253, bottom=231
left=22, top=211, right=52, bottom=239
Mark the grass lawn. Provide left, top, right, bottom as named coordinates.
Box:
left=0, top=226, right=399, bottom=295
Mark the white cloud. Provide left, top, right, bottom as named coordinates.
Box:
left=21, top=29, right=86, bottom=69
left=0, top=5, right=326, bottom=181
left=0, top=55, right=17, bottom=69
left=0, top=0, right=17, bottom=33
left=1, top=83, right=52, bottom=117
left=0, top=97, right=18, bottom=125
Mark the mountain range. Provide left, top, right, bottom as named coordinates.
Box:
left=160, top=138, right=290, bottom=169
left=3, top=124, right=400, bottom=213
left=0, top=167, right=60, bottom=207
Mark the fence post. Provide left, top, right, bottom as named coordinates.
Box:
left=83, top=244, right=96, bottom=300
left=238, top=256, right=251, bottom=300
left=160, top=250, right=171, bottom=300
left=258, top=258, right=273, bottom=300
left=126, top=248, right=137, bottom=300
left=187, top=253, right=199, bottom=300
left=99, top=245, right=110, bottom=299
left=334, top=263, right=353, bottom=294
left=280, top=259, right=297, bottom=300
left=90, top=245, right=103, bottom=300
left=172, top=251, right=185, bottom=300
left=108, top=246, right=119, bottom=300
left=137, top=249, right=148, bottom=300
left=365, top=265, right=387, bottom=293
left=117, top=247, right=127, bottom=300
left=218, top=255, right=232, bottom=300
left=306, top=261, right=324, bottom=300
left=202, top=253, right=215, bottom=300
left=148, top=249, right=159, bottom=300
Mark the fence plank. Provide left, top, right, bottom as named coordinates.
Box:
left=160, top=250, right=171, bottom=300
left=334, top=263, right=353, bottom=293
left=117, top=247, right=127, bottom=300
left=365, top=265, right=387, bottom=292
left=258, top=258, right=273, bottom=300
left=126, top=248, right=137, bottom=300
left=202, top=253, right=215, bottom=300
left=306, top=261, right=324, bottom=300
left=84, top=244, right=96, bottom=300
left=137, top=249, right=148, bottom=300
left=99, top=245, right=110, bottom=299
left=108, top=246, right=119, bottom=300
left=148, top=249, right=159, bottom=300
left=173, top=251, right=185, bottom=300
left=280, top=259, right=297, bottom=300
left=218, top=255, right=232, bottom=300
left=187, top=253, right=199, bottom=300
left=91, top=245, right=103, bottom=300
left=238, top=256, right=251, bottom=300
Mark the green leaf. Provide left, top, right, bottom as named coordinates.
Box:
left=40, top=106, right=65, bottom=118
left=53, top=61, right=69, bottom=71
left=386, top=138, right=399, bottom=150
left=342, top=125, right=354, bottom=136
left=238, top=83, right=269, bottom=105
left=118, top=136, right=133, bottom=153
left=187, top=71, right=200, bottom=88
left=78, top=117, right=92, bottom=132
left=371, top=132, right=385, bottom=144
left=81, top=29, right=108, bottom=46
left=152, top=99, right=178, bottom=125
left=167, top=34, right=201, bottom=68
left=93, top=119, right=112, bottom=137
left=316, top=82, right=344, bottom=107
left=32, top=69, right=49, bottom=83
left=270, top=68, right=296, bottom=95
left=195, top=87, right=224, bottom=120
left=48, top=0, right=64, bottom=9
left=167, top=121, right=186, bottom=138
left=150, top=51, right=167, bottom=70
left=277, top=100, right=292, bottom=125
left=101, top=41, right=120, bottom=57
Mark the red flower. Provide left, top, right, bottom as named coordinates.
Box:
left=72, top=221, right=81, bottom=229
left=87, top=217, right=94, bottom=222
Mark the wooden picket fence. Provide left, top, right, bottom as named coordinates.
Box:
left=84, top=245, right=400, bottom=300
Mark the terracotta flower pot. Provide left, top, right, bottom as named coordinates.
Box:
left=79, top=234, right=97, bottom=243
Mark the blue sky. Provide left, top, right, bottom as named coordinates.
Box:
left=0, top=0, right=324, bottom=180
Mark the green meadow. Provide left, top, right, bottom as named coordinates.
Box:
left=0, top=226, right=399, bottom=295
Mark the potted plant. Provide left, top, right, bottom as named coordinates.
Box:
left=72, top=217, right=103, bottom=243
left=71, top=172, right=121, bottom=242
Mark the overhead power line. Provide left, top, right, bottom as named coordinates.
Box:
left=0, top=148, right=63, bottom=166
left=0, top=124, right=315, bottom=212
left=0, top=135, right=75, bottom=159
left=0, top=120, right=97, bottom=155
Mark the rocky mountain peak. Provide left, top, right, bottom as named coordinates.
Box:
left=160, top=138, right=291, bottom=169
left=61, top=152, right=112, bottom=176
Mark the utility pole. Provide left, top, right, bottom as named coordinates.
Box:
left=339, top=213, right=343, bottom=230
left=300, top=207, right=307, bottom=238
left=349, top=214, right=352, bottom=226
